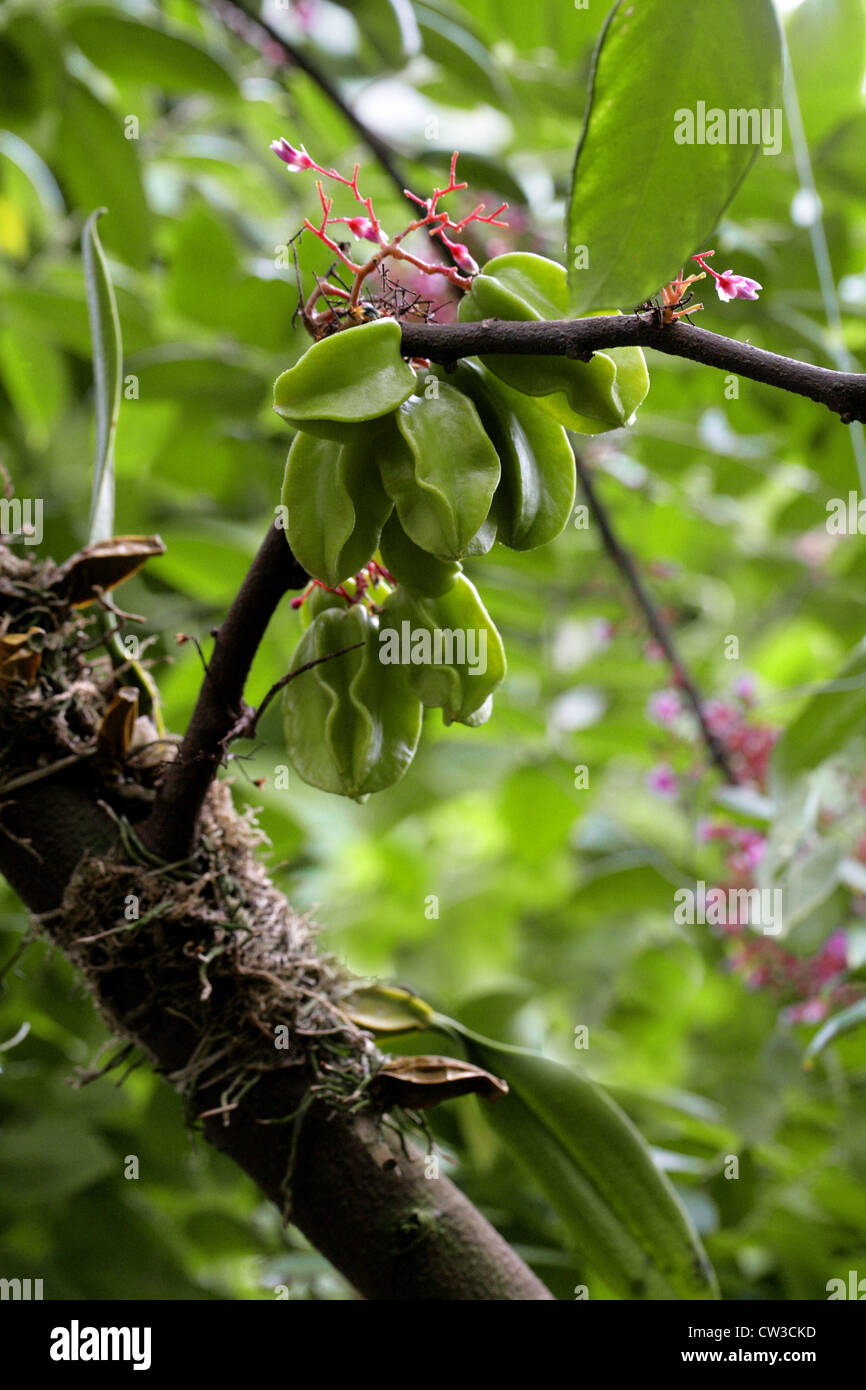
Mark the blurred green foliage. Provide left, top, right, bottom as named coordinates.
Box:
left=1, top=0, right=866, bottom=1300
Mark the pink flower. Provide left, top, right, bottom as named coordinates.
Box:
left=691, top=250, right=761, bottom=303
left=697, top=818, right=731, bottom=843
left=701, top=699, right=738, bottom=738
left=344, top=216, right=380, bottom=243
left=733, top=673, right=757, bottom=704
left=813, top=931, right=847, bottom=983
left=271, top=138, right=313, bottom=172
left=784, top=998, right=828, bottom=1025
left=648, top=689, right=681, bottom=725
left=646, top=762, right=678, bottom=798
left=713, top=270, right=762, bottom=303
left=438, top=234, right=478, bottom=275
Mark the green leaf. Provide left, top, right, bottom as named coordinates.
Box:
left=58, top=79, right=150, bottom=268
left=335, top=0, right=421, bottom=66
left=804, top=998, right=866, bottom=1068
left=63, top=8, right=237, bottom=95
left=82, top=209, right=122, bottom=544
left=771, top=638, right=866, bottom=794
left=445, top=1022, right=718, bottom=1300
left=568, top=0, right=782, bottom=312
left=341, top=983, right=435, bottom=1034
left=0, top=1118, right=114, bottom=1206
left=414, top=1, right=508, bottom=106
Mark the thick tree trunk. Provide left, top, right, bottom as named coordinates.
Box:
left=0, top=552, right=551, bottom=1301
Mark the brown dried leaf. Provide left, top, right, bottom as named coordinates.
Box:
left=0, top=627, right=45, bottom=689
left=52, top=536, right=165, bottom=607
left=373, top=1054, right=508, bottom=1110
left=97, top=687, right=139, bottom=761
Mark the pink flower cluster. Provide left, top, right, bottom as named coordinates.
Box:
left=643, top=673, right=861, bottom=1025
left=270, top=141, right=507, bottom=295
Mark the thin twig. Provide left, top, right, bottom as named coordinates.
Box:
left=574, top=453, right=739, bottom=784
left=227, top=641, right=365, bottom=744
left=210, top=0, right=449, bottom=261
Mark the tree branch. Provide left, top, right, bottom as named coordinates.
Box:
left=574, top=453, right=739, bottom=784
left=138, top=520, right=307, bottom=862
left=399, top=315, right=866, bottom=424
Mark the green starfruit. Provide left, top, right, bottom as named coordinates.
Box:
left=282, top=430, right=393, bottom=587
left=378, top=510, right=461, bottom=597
left=450, top=361, right=576, bottom=550
left=380, top=574, right=506, bottom=724
left=377, top=384, right=500, bottom=560
left=458, top=252, right=649, bottom=432
left=273, top=320, right=417, bottom=442
left=283, top=604, right=421, bottom=798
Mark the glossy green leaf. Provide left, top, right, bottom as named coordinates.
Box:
left=281, top=430, right=393, bottom=586
left=380, top=574, right=506, bottom=723
left=378, top=385, right=500, bottom=559
left=448, top=1024, right=718, bottom=1300
left=274, top=321, right=417, bottom=437
left=82, top=210, right=122, bottom=544
left=804, top=998, right=866, bottom=1068
left=282, top=605, right=422, bottom=798
left=568, top=0, right=782, bottom=312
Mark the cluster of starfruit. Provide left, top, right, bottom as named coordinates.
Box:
left=275, top=252, right=649, bottom=799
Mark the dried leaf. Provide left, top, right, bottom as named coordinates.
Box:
left=52, top=535, right=165, bottom=607
left=0, top=627, right=44, bottom=689
left=97, top=687, right=139, bottom=761
left=373, top=1054, right=508, bottom=1109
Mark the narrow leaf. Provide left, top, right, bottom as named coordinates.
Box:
left=82, top=209, right=122, bottom=544
left=804, top=998, right=866, bottom=1068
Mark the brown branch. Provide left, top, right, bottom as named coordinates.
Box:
left=398, top=315, right=866, bottom=424
left=575, top=454, right=738, bottom=784
left=138, top=520, right=307, bottom=862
